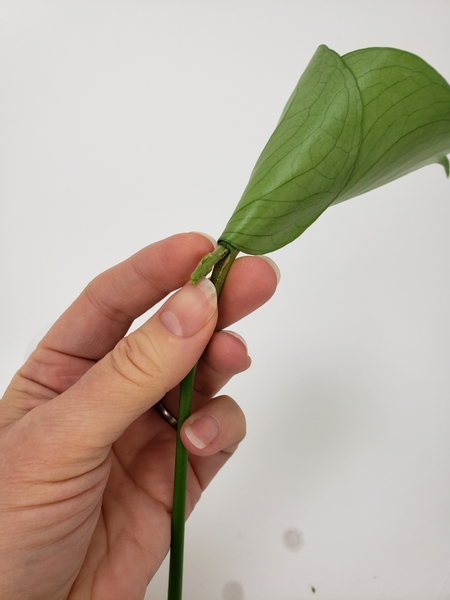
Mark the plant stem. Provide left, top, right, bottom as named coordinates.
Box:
left=209, top=244, right=240, bottom=295
left=167, top=365, right=196, bottom=600
left=167, top=242, right=239, bottom=600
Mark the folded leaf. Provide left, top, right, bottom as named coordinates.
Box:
left=219, top=45, right=450, bottom=255
left=336, top=47, right=450, bottom=203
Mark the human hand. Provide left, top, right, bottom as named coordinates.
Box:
left=0, top=233, right=278, bottom=600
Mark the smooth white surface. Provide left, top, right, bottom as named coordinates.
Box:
left=1, top=2, right=450, bottom=599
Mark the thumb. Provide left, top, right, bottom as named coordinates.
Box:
left=49, top=278, right=218, bottom=450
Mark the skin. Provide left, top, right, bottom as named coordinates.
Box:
left=0, top=233, right=279, bottom=600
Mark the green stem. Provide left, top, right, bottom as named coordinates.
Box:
left=167, top=365, right=196, bottom=600
left=167, top=242, right=239, bottom=600
left=209, top=244, right=240, bottom=295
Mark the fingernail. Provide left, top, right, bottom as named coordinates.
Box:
left=224, top=331, right=248, bottom=353
left=259, top=255, right=281, bottom=284
left=159, top=278, right=217, bottom=337
left=185, top=415, right=221, bottom=449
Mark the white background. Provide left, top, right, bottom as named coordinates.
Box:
left=1, top=2, right=450, bottom=599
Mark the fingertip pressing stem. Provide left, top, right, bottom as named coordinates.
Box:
left=167, top=242, right=239, bottom=600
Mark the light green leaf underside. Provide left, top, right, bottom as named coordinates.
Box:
left=335, top=47, right=450, bottom=202
left=219, top=45, right=450, bottom=255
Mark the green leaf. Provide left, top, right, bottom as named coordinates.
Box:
left=335, top=47, right=450, bottom=203
left=219, top=46, right=361, bottom=255
left=219, top=46, right=450, bottom=255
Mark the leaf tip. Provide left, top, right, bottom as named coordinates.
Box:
left=438, top=155, right=450, bottom=178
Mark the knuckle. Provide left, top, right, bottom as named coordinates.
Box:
left=109, top=330, right=168, bottom=392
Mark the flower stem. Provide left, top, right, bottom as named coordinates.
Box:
left=209, top=244, right=240, bottom=295
left=167, top=242, right=239, bottom=600
left=167, top=365, right=196, bottom=600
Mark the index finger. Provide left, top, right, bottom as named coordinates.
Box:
left=39, top=233, right=215, bottom=361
